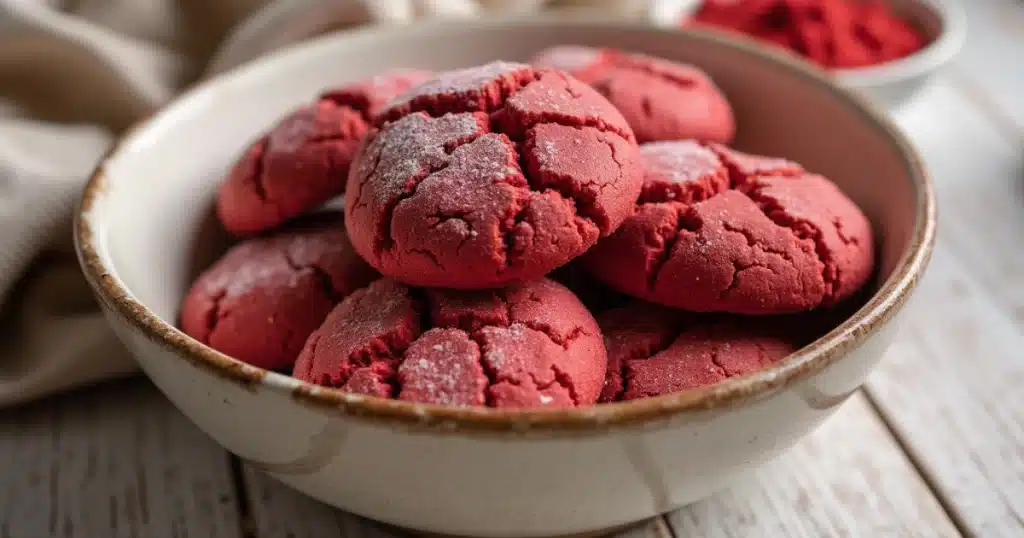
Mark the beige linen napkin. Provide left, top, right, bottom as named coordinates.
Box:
left=0, top=0, right=686, bottom=408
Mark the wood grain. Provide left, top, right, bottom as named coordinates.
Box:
left=894, top=81, right=1024, bottom=319
left=240, top=464, right=403, bottom=538
left=953, top=0, right=1024, bottom=134
left=240, top=396, right=956, bottom=538
left=860, top=81, right=1024, bottom=537
left=867, top=247, right=1024, bottom=538
left=5, top=19, right=1024, bottom=538
left=0, top=379, right=243, bottom=538
left=241, top=465, right=677, bottom=538
left=667, top=393, right=960, bottom=538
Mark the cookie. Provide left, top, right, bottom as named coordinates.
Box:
left=180, top=212, right=377, bottom=370
left=345, top=61, right=643, bottom=289
left=216, top=69, right=433, bottom=236
left=531, top=46, right=735, bottom=144
left=598, top=303, right=795, bottom=401
left=293, top=277, right=607, bottom=408
left=582, top=140, right=875, bottom=314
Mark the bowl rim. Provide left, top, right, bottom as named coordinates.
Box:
left=831, top=0, right=967, bottom=83
left=75, top=16, right=936, bottom=435
left=677, top=0, right=966, bottom=83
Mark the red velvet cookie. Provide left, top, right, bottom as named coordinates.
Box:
left=582, top=140, right=875, bottom=314
left=216, top=69, right=433, bottom=236
left=180, top=213, right=377, bottom=370
left=598, top=303, right=795, bottom=401
left=531, top=46, right=735, bottom=144
left=293, top=277, right=606, bottom=408
left=345, top=61, right=643, bottom=289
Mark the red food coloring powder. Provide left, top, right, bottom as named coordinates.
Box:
left=690, top=0, right=928, bottom=69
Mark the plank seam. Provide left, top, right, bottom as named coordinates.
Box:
left=860, top=388, right=971, bottom=538
left=228, top=455, right=256, bottom=538
left=655, top=515, right=678, bottom=538
left=947, top=71, right=1024, bottom=147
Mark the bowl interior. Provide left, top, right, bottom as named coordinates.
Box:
left=84, top=19, right=922, bottom=400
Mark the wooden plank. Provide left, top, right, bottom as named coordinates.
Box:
left=952, top=0, right=1024, bottom=133
left=242, top=465, right=674, bottom=538
left=893, top=81, right=1024, bottom=324
left=667, top=393, right=960, bottom=538
left=866, top=246, right=1024, bottom=538
left=240, top=464, right=403, bottom=538
left=859, top=80, right=1024, bottom=537
left=240, top=396, right=951, bottom=538
left=0, top=379, right=244, bottom=538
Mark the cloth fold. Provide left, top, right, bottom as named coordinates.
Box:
left=0, top=0, right=684, bottom=407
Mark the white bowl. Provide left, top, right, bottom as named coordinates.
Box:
left=834, top=0, right=966, bottom=109
left=675, top=0, right=966, bottom=110
left=76, top=18, right=935, bottom=538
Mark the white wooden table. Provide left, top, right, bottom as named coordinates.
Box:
left=2, top=3, right=1022, bottom=536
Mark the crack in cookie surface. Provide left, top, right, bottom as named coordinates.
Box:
left=219, top=71, right=435, bottom=237
left=348, top=62, right=643, bottom=288
left=181, top=215, right=374, bottom=371
left=218, top=102, right=367, bottom=236
left=243, top=138, right=270, bottom=203
left=293, top=278, right=606, bottom=408
left=531, top=47, right=736, bottom=144
left=598, top=303, right=796, bottom=401
left=583, top=140, right=871, bottom=313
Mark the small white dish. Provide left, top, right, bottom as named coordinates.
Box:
left=834, top=0, right=966, bottom=109
left=673, top=0, right=967, bottom=110
left=76, top=18, right=935, bottom=538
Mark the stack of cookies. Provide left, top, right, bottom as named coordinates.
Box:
left=180, top=48, right=874, bottom=408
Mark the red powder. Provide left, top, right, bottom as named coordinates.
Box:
left=691, top=0, right=927, bottom=69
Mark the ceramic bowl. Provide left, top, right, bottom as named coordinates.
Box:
left=76, top=18, right=935, bottom=538
left=675, top=0, right=966, bottom=110
left=832, top=0, right=966, bottom=109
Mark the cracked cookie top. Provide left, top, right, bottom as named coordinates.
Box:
left=582, top=140, right=875, bottom=314
left=180, top=212, right=378, bottom=371
left=345, top=62, right=644, bottom=289
left=292, top=277, right=607, bottom=408
left=597, top=302, right=796, bottom=401
left=216, top=69, right=433, bottom=236
left=531, top=46, right=735, bottom=144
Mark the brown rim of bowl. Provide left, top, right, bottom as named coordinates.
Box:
left=74, top=17, right=936, bottom=435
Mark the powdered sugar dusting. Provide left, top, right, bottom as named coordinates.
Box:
left=541, top=140, right=558, bottom=159
left=485, top=348, right=505, bottom=369
left=387, top=61, right=530, bottom=109
left=201, top=230, right=339, bottom=298
left=265, top=105, right=316, bottom=153
left=397, top=328, right=487, bottom=407
left=218, top=257, right=287, bottom=296
left=322, top=69, right=434, bottom=116
left=642, top=140, right=721, bottom=184
left=366, top=111, right=485, bottom=215
left=531, top=45, right=602, bottom=72
left=365, top=69, right=431, bottom=95
left=453, top=134, right=516, bottom=184
left=712, top=144, right=804, bottom=179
